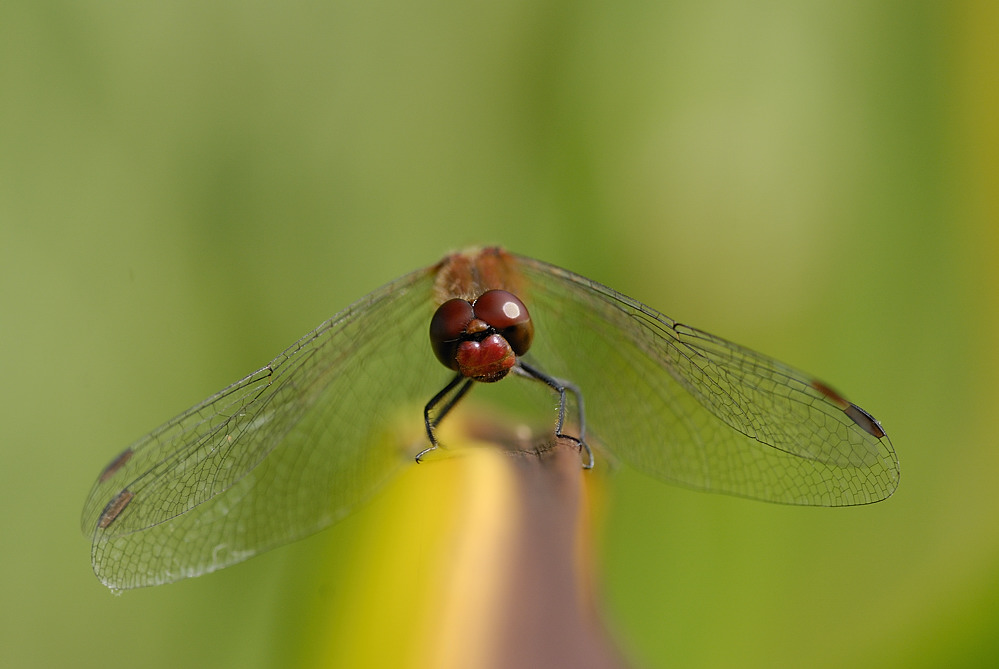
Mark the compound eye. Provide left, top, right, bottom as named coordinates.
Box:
left=429, top=298, right=475, bottom=369
left=472, top=290, right=534, bottom=355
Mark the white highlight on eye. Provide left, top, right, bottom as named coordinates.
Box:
left=502, top=302, right=520, bottom=318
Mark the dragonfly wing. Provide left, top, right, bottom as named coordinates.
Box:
left=515, top=254, right=899, bottom=506
left=81, top=266, right=443, bottom=589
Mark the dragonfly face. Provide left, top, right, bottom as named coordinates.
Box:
left=429, top=289, right=534, bottom=383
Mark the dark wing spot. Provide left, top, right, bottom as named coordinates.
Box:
left=813, top=380, right=887, bottom=439
left=99, top=448, right=134, bottom=482
left=811, top=380, right=850, bottom=410
left=845, top=404, right=887, bottom=439
left=97, top=490, right=134, bottom=529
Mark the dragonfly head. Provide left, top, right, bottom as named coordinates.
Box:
left=429, top=289, right=534, bottom=383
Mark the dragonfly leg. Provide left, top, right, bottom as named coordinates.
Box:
left=515, top=361, right=594, bottom=469
left=418, top=373, right=475, bottom=463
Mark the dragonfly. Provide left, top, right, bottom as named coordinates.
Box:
left=81, top=247, right=899, bottom=590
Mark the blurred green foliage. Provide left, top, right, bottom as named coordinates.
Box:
left=2, top=1, right=996, bottom=667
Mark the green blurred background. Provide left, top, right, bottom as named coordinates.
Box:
left=2, top=1, right=996, bottom=667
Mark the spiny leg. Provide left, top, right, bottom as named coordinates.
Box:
left=417, top=373, right=475, bottom=462
left=515, top=361, right=593, bottom=469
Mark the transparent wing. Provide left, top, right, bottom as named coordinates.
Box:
left=80, top=266, right=445, bottom=589
left=515, top=255, right=899, bottom=506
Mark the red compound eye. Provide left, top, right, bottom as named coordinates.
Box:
left=473, top=290, right=533, bottom=356
left=429, top=298, right=474, bottom=369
